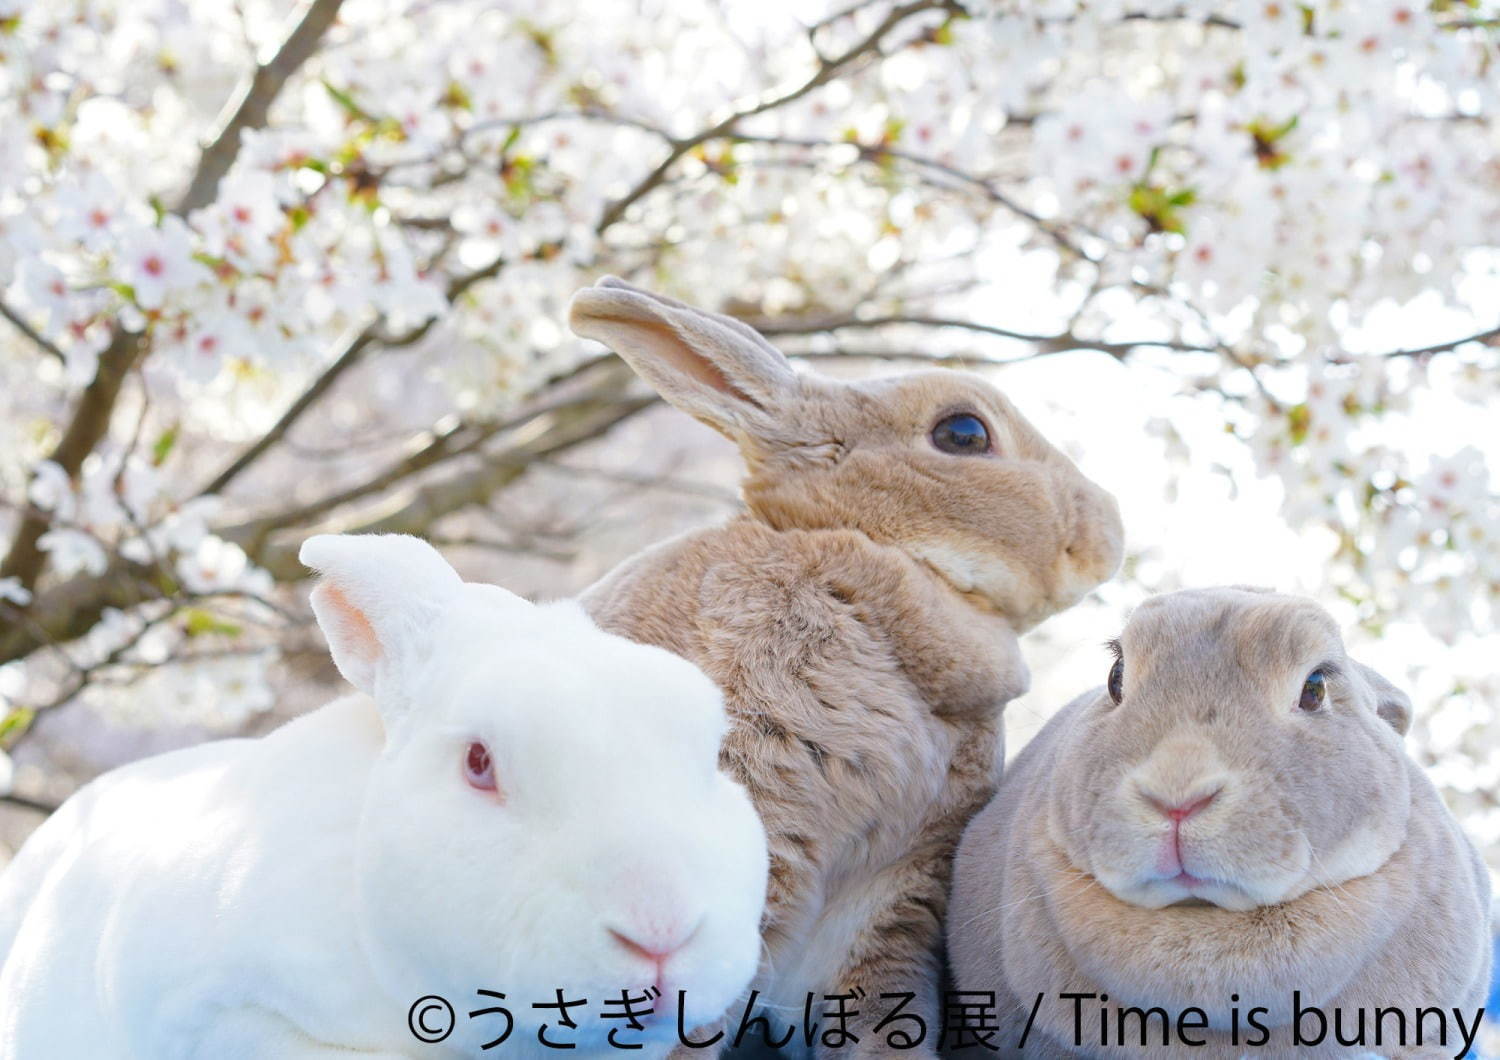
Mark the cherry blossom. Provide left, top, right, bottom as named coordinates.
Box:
left=0, top=0, right=1494, bottom=905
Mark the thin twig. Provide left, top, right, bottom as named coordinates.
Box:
left=198, top=250, right=507, bottom=498
left=594, top=0, right=958, bottom=234
left=727, top=133, right=1092, bottom=258
left=1371, top=323, right=1500, bottom=360
left=752, top=312, right=1221, bottom=358
left=0, top=301, right=65, bottom=363
left=0, top=793, right=59, bottom=815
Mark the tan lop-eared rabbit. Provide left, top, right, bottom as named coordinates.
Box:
left=568, top=277, right=1124, bottom=1057
left=949, top=586, right=1493, bottom=1059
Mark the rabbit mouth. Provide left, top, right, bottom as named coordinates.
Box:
left=1105, top=870, right=1262, bottom=912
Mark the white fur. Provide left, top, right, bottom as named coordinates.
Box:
left=0, top=533, right=769, bottom=1058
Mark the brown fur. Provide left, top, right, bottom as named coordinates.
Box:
left=569, top=277, right=1123, bottom=1057
left=949, top=587, right=1493, bottom=1058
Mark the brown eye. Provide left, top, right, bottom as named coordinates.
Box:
left=1298, top=670, right=1328, bottom=712
left=464, top=740, right=497, bottom=791
left=1107, top=658, right=1124, bottom=704
left=931, top=413, right=990, bottom=455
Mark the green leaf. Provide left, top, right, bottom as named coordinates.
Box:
left=1128, top=182, right=1195, bottom=234
left=1287, top=402, right=1311, bottom=445
left=151, top=424, right=180, bottom=466
left=182, top=608, right=243, bottom=639
left=441, top=80, right=473, bottom=111
left=0, top=707, right=35, bottom=747
left=322, top=79, right=375, bottom=122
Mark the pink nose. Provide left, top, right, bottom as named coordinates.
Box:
left=1148, top=789, right=1220, bottom=822
left=609, top=924, right=697, bottom=971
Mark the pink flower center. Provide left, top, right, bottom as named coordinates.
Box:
left=142, top=255, right=165, bottom=277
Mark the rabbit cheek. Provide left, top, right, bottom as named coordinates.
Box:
left=1287, top=741, right=1411, bottom=894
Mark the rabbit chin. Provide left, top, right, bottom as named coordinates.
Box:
left=908, top=542, right=1037, bottom=622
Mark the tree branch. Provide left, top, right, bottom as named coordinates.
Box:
left=177, top=0, right=346, bottom=215
left=0, top=793, right=59, bottom=815
left=751, top=312, right=1221, bottom=358
left=0, top=363, right=650, bottom=664
left=1371, top=323, right=1500, bottom=360
left=216, top=354, right=623, bottom=556
left=198, top=321, right=380, bottom=498
left=0, top=301, right=65, bottom=363
left=726, top=133, right=1092, bottom=258
left=594, top=0, right=957, bottom=235
left=198, top=251, right=506, bottom=498
left=229, top=366, right=654, bottom=581
left=0, top=0, right=346, bottom=596
left=0, top=328, right=144, bottom=593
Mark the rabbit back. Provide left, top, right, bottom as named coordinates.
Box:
left=0, top=695, right=394, bottom=1056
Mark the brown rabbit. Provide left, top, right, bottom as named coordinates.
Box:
left=568, top=277, right=1123, bottom=1057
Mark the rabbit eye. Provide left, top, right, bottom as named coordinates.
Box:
left=1298, top=670, right=1328, bottom=712
left=931, top=413, right=990, bottom=455
left=464, top=740, right=497, bottom=791
left=1107, top=658, right=1124, bottom=704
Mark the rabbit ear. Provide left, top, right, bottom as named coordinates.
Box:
left=568, top=276, right=799, bottom=443
left=299, top=533, right=464, bottom=701
left=1352, top=661, right=1413, bottom=735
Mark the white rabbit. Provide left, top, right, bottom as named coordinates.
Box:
left=948, top=586, right=1493, bottom=1059
left=0, top=533, right=768, bottom=1059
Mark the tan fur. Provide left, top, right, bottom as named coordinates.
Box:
left=569, top=277, right=1123, bottom=1057
left=949, top=587, right=1493, bottom=1058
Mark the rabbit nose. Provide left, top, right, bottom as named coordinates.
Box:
left=608, top=921, right=701, bottom=969
left=1142, top=786, right=1222, bottom=822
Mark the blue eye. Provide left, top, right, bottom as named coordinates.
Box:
left=1298, top=670, right=1327, bottom=712
left=931, top=413, right=990, bottom=455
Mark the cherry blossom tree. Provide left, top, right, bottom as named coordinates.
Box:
left=0, top=0, right=1496, bottom=868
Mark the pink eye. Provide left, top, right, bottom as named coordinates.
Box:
left=464, top=741, right=497, bottom=792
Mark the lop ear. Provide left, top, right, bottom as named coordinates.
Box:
left=300, top=533, right=464, bottom=701
left=1352, top=661, right=1413, bottom=735
left=567, top=276, right=799, bottom=446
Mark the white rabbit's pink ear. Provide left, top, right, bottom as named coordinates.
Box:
left=568, top=276, right=799, bottom=444
left=299, top=533, right=463, bottom=699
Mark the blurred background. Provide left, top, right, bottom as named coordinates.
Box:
left=0, top=0, right=1497, bottom=1044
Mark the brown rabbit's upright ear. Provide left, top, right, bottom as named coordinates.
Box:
left=567, top=276, right=799, bottom=444
left=1352, top=661, right=1413, bottom=735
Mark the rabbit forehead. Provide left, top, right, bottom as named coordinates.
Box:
left=1122, top=587, right=1345, bottom=684
left=423, top=600, right=725, bottom=742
